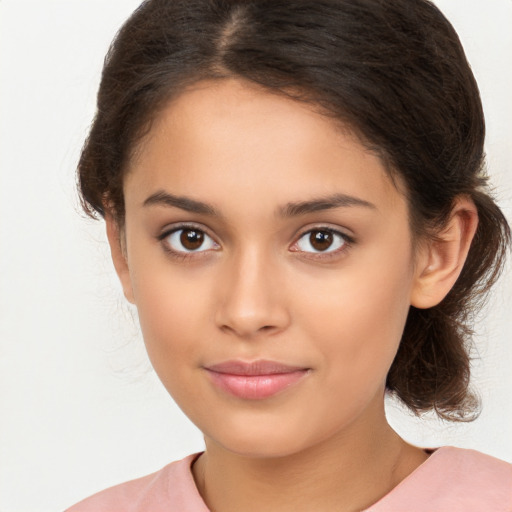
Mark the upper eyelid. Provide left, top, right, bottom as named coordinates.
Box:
left=292, top=227, right=352, bottom=249
left=158, top=221, right=216, bottom=240
left=294, top=224, right=354, bottom=242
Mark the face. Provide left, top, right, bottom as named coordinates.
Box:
left=116, top=78, right=423, bottom=458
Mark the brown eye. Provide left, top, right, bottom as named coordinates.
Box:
left=294, top=228, right=347, bottom=254
left=164, top=227, right=218, bottom=253
left=310, top=230, right=333, bottom=251
left=180, top=229, right=204, bottom=250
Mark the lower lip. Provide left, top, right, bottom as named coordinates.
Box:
left=206, top=369, right=309, bottom=400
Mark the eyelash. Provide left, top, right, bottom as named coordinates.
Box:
left=291, top=227, right=354, bottom=261
left=157, top=223, right=354, bottom=262
left=157, top=223, right=218, bottom=261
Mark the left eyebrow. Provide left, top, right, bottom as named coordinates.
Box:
left=278, top=193, right=376, bottom=217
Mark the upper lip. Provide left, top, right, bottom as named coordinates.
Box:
left=204, top=360, right=309, bottom=376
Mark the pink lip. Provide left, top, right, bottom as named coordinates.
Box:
left=204, top=360, right=310, bottom=400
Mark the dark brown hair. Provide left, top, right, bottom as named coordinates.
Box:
left=78, top=0, right=510, bottom=421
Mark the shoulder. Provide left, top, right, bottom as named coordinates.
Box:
left=368, top=446, right=512, bottom=512
left=430, top=446, right=512, bottom=488
left=65, top=453, right=209, bottom=512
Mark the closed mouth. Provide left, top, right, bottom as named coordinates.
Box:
left=203, top=360, right=311, bottom=400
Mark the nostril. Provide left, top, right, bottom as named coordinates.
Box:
left=219, top=323, right=276, bottom=335
left=217, top=314, right=288, bottom=339
left=213, top=266, right=291, bottom=337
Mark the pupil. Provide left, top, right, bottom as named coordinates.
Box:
left=181, top=229, right=204, bottom=250
left=310, top=230, right=333, bottom=251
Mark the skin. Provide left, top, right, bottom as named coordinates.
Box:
left=107, top=78, right=478, bottom=511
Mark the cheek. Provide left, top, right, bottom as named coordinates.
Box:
left=296, top=249, right=414, bottom=382
left=129, top=261, right=209, bottom=377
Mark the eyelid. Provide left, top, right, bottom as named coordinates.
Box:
left=157, top=221, right=213, bottom=239
left=289, top=225, right=355, bottom=257
left=157, top=222, right=220, bottom=256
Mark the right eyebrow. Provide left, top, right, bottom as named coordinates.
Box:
left=143, top=191, right=220, bottom=217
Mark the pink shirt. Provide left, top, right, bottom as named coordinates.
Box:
left=66, top=446, right=512, bottom=511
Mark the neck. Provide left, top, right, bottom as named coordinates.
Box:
left=192, top=407, right=428, bottom=512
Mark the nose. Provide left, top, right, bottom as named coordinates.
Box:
left=214, top=246, right=291, bottom=339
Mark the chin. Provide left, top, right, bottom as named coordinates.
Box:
left=202, top=413, right=329, bottom=460
left=219, top=434, right=310, bottom=459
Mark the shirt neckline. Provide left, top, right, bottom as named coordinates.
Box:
left=183, top=447, right=448, bottom=511
left=363, top=446, right=448, bottom=510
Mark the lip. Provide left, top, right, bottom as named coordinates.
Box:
left=203, top=360, right=310, bottom=400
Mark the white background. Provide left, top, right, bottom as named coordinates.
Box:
left=0, top=1, right=511, bottom=511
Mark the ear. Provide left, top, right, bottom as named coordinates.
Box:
left=105, top=213, right=135, bottom=304
left=410, top=196, right=478, bottom=309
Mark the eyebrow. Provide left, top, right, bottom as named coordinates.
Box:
left=279, top=193, right=376, bottom=217
left=143, top=191, right=220, bottom=216
left=143, top=191, right=376, bottom=217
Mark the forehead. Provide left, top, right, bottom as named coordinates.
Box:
left=125, top=78, right=407, bottom=217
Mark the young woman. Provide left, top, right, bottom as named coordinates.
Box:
left=66, top=0, right=511, bottom=510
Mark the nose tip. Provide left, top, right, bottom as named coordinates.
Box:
left=214, top=256, right=290, bottom=339
left=218, top=311, right=282, bottom=339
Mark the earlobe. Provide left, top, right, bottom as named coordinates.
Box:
left=410, top=196, right=479, bottom=309
left=105, top=213, right=135, bottom=304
